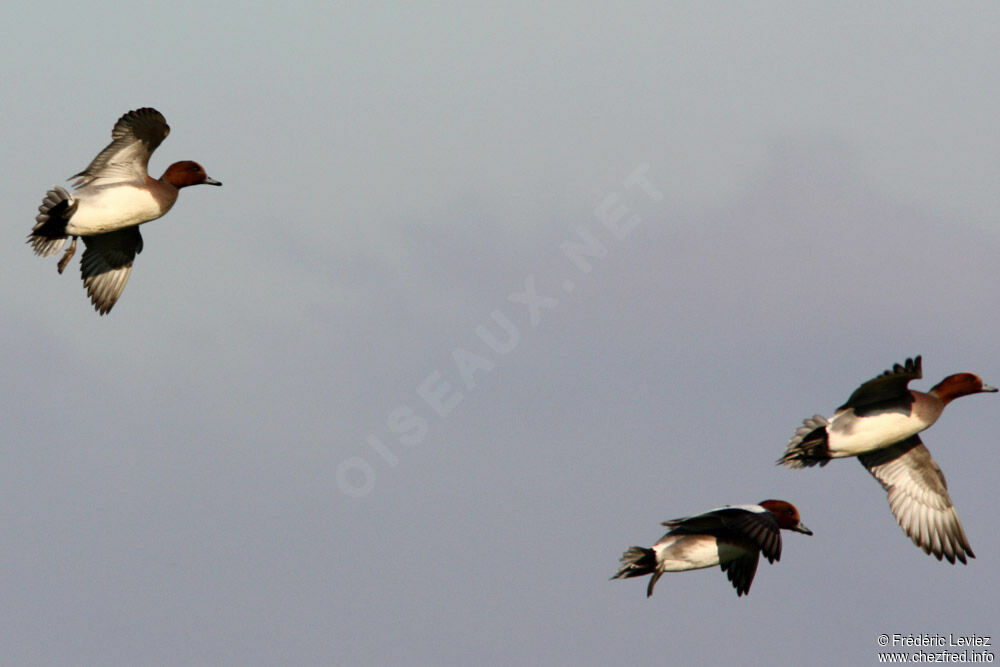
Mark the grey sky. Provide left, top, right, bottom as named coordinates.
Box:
left=3, top=3, right=998, bottom=664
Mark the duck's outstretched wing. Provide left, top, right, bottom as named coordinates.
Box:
left=858, top=434, right=973, bottom=564
left=71, top=108, right=169, bottom=188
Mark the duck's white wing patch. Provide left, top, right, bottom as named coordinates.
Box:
left=80, top=227, right=143, bottom=315
left=858, top=435, right=974, bottom=564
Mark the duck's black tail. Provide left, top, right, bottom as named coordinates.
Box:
left=777, top=414, right=831, bottom=468
left=29, top=186, right=77, bottom=258
left=612, top=546, right=662, bottom=597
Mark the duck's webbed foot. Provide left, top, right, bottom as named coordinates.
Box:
left=57, top=236, right=78, bottom=274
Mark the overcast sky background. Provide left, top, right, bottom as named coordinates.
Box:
left=3, top=3, right=998, bottom=665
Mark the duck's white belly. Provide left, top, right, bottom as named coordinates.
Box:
left=827, top=409, right=933, bottom=457
left=654, top=534, right=742, bottom=571
left=66, top=186, right=170, bottom=234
